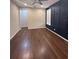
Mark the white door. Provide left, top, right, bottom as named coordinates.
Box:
left=20, top=9, right=28, bottom=27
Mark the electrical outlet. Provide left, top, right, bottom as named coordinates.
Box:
left=54, top=29, right=55, bottom=31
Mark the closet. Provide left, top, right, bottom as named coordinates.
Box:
left=46, top=0, right=68, bottom=39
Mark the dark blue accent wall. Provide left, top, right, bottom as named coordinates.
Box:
left=46, top=0, right=68, bottom=39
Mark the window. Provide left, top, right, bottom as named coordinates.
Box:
left=46, top=8, right=51, bottom=25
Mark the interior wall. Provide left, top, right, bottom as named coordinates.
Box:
left=10, top=2, right=21, bottom=39
left=28, top=8, right=45, bottom=29
left=20, top=8, right=45, bottom=29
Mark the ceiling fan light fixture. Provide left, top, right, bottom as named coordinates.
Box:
left=24, top=3, right=27, bottom=6
left=41, top=5, right=43, bottom=7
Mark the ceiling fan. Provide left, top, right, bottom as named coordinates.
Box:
left=32, top=0, right=48, bottom=5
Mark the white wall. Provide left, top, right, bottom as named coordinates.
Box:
left=10, top=2, right=21, bottom=39
left=19, top=8, right=45, bottom=29
left=28, top=8, right=45, bottom=29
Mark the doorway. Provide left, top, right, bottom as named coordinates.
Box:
left=20, top=8, right=28, bottom=28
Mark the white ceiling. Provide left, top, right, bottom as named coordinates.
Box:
left=12, top=0, right=59, bottom=8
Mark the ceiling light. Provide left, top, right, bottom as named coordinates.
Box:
left=41, top=5, right=43, bottom=7
left=24, top=3, right=27, bottom=6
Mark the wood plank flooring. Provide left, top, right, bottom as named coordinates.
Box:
left=10, top=28, right=68, bottom=59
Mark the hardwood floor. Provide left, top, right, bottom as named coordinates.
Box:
left=10, top=28, right=68, bottom=59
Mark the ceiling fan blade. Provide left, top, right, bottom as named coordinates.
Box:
left=32, top=0, right=44, bottom=5
left=39, top=1, right=43, bottom=5
left=32, top=2, right=35, bottom=5
left=40, top=0, right=48, bottom=1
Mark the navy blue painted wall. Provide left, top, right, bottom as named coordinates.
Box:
left=46, top=0, right=68, bottom=39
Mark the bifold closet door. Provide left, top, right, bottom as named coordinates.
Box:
left=46, top=0, right=68, bottom=39
left=51, top=7, right=60, bottom=32
left=58, top=0, right=68, bottom=39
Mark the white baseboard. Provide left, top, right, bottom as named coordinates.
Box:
left=28, top=27, right=46, bottom=29
left=46, top=28, right=68, bottom=42
left=10, top=28, right=21, bottom=40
